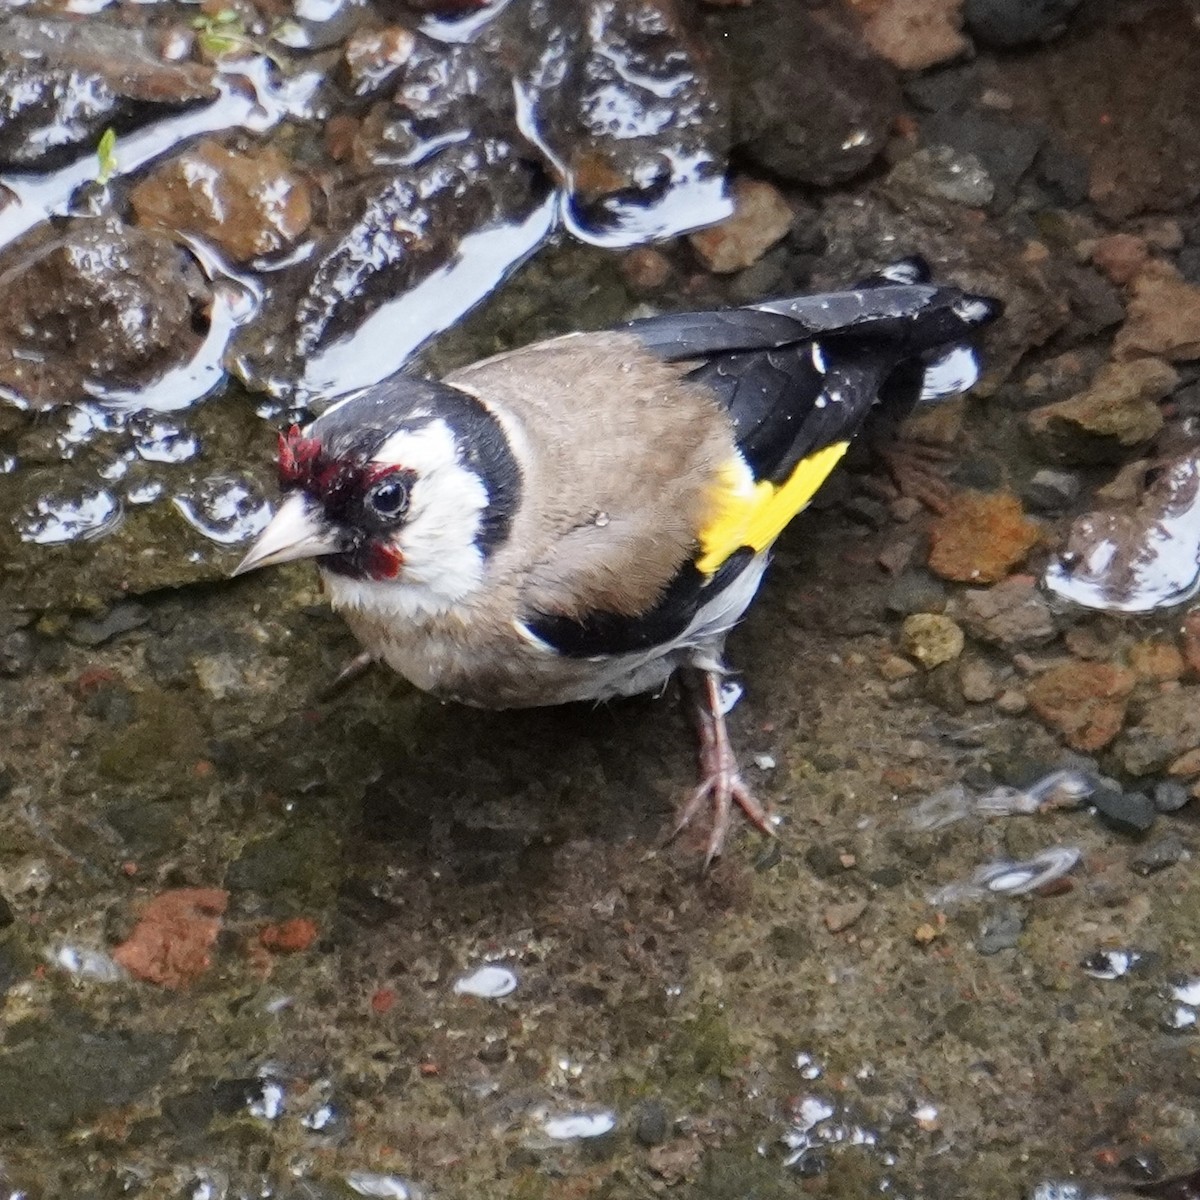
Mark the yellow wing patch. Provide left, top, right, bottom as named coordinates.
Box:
left=696, top=441, right=850, bottom=576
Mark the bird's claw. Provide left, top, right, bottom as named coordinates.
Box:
left=671, top=668, right=776, bottom=869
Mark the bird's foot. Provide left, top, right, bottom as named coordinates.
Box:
left=671, top=669, right=775, bottom=869
left=871, top=439, right=957, bottom=514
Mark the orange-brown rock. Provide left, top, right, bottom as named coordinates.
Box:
left=259, top=917, right=319, bottom=954
left=689, top=177, right=793, bottom=274
left=1129, top=639, right=1184, bottom=682
left=852, top=0, right=969, bottom=71
left=927, top=491, right=1041, bottom=583
left=113, top=887, right=229, bottom=989
left=1181, top=610, right=1200, bottom=677
left=130, top=139, right=313, bottom=263
left=1027, top=662, right=1136, bottom=752
left=1090, top=233, right=1149, bottom=287
left=1114, top=262, right=1200, bottom=361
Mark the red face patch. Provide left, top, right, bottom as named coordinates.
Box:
left=276, top=425, right=409, bottom=582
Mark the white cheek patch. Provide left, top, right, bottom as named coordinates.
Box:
left=349, top=418, right=490, bottom=618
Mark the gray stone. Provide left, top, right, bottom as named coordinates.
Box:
left=964, top=0, right=1083, bottom=47
left=635, top=1100, right=670, bottom=1146
left=1130, top=834, right=1185, bottom=876
left=956, top=579, right=1058, bottom=648
left=1092, top=786, right=1156, bottom=836
left=885, top=571, right=949, bottom=616
left=708, top=0, right=900, bottom=188
left=1022, top=468, right=1081, bottom=513
left=977, top=906, right=1023, bottom=955
left=1154, top=780, right=1192, bottom=813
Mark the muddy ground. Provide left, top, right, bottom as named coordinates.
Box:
left=3, top=1, right=1200, bottom=1197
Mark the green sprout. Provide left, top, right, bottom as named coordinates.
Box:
left=96, top=127, right=118, bottom=185
left=192, top=8, right=286, bottom=67
left=192, top=8, right=251, bottom=58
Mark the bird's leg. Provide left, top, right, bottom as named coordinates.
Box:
left=672, top=668, right=775, bottom=867
left=317, top=649, right=376, bottom=700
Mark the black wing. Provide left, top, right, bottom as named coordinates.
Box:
left=526, top=263, right=1002, bottom=660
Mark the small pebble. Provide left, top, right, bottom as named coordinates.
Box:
left=890, top=496, right=923, bottom=523
left=1154, top=780, right=1192, bottom=812
left=959, top=658, right=1000, bottom=703
left=995, top=688, right=1027, bottom=715
left=976, top=906, right=1023, bottom=955
left=1130, top=834, right=1185, bottom=876
left=901, top=613, right=965, bottom=670
left=879, top=654, right=918, bottom=682
left=0, top=630, right=35, bottom=677
left=634, top=1101, right=670, bottom=1147
left=823, top=898, right=868, bottom=932
left=1022, top=468, right=1081, bottom=512
left=1091, top=785, right=1156, bottom=835
left=885, top=571, right=949, bottom=616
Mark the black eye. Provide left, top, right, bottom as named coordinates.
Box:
left=365, top=476, right=409, bottom=520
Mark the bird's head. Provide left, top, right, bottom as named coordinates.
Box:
left=234, top=378, right=521, bottom=615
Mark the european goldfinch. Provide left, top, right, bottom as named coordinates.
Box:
left=235, top=259, right=1001, bottom=863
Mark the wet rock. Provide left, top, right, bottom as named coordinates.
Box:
left=1154, top=780, right=1192, bottom=813
left=842, top=494, right=889, bottom=530
left=620, top=246, right=672, bottom=293
left=342, top=27, right=418, bottom=97
left=66, top=602, right=150, bottom=648
left=1183, top=610, right=1200, bottom=677
left=1033, top=136, right=1090, bottom=207
left=976, top=905, right=1023, bottom=955
left=928, top=491, right=1041, bottom=584
left=0, top=15, right=216, bottom=171
left=709, top=0, right=900, bottom=187
left=858, top=0, right=969, bottom=71
left=1118, top=688, right=1200, bottom=776
left=0, top=219, right=210, bottom=410
left=885, top=570, right=948, bottom=616
left=963, top=0, right=1081, bottom=47
left=879, top=654, right=918, bottom=682
left=887, top=145, right=994, bottom=208
left=1114, top=262, right=1200, bottom=362
left=1027, top=661, right=1136, bottom=752
left=959, top=658, right=1000, bottom=703
left=901, top=613, right=964, bottom=670
left=689, top=177, right=792, bottom=274
left=635, top=1100, right=671, bottom=1146
left=956, top=578, right=1057, bottom=648
left=995, top=687, right=1026, bottom=714
left=921, top=109, right=1045, bottom=213
left=1091, top=784, right=1156, bottom=836
left=113, top=887, right=229, bottom=989
left=1074, top=11, right=1200, bottom=221
left=823, top=898, right=868, bottom=932
left=1129, top=640, right=1185, bottom=682
left=0, top=630, right=35, bottom=677
left=522, top=0, right=731, bottom=240
left=1130, top=834, right=1185, bottom=876
left=1044, top=452, right=1200, bottom=614
left=0, top=1015, right=180, bottom=1134
left=1025, top=359, right=1176, bottom=466
left=233, top=32, right=550, bottom=397
left=1091, top=234, right=1150, bottom=288
left=1021, top=467, right=1080, bottom=513
left=130, top=140, right=314, bottom=264
left=1060, top=264, right=1126, bottom=342
left=259, top=916, right=319, bottom=954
